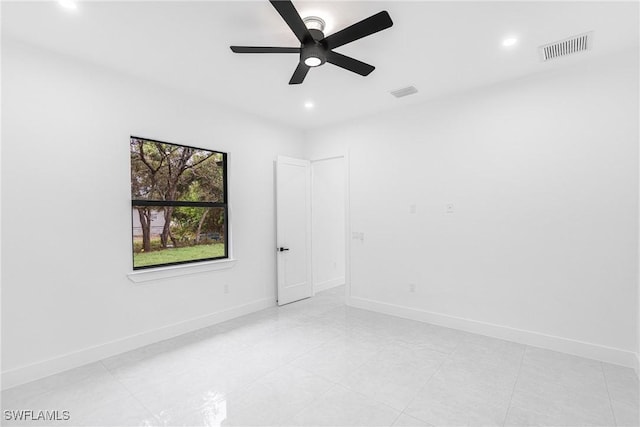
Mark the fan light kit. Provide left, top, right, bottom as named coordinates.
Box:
left=305, top=57, right=322, bottom=67
left=230, top=0, right=393, bottom=85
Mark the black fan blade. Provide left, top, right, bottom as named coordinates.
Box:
left=322, top=11, right=393, bottom=50
left=326, top=51, right=375, bottom=76
left=269, top=0, right=313, bottom=44
left=230, top=46, right=300, bottom=53
left=289, top=62, right=310, bottom=84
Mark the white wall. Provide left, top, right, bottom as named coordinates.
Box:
left=311, top=158, right=346, bottom=293
left=306, top=50, right=639, bottom=367
left=2, top=37, right=638, bottom=390
left=1, top=39, right=305, bottom=388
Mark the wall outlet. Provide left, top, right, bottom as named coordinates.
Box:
left=409, top=283, right=416, bottom=293
left=223, top=284, right=229, bottom=294
left=446, top=203, right=454, bottom=214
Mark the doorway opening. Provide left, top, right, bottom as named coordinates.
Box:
left=311, top=156, right=347, bottom=301
left=275, top=154, right=348, bottom=306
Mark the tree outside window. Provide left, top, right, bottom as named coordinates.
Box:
left=130, top=137, right=228, bottom=269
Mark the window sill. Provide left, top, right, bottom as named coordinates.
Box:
left=127, top=258, right=237, bottom=283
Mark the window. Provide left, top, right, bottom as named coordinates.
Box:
left=130, top=136, right=228, bottom=270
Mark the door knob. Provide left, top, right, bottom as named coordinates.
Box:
left=278, top=247, right=290, bottom=252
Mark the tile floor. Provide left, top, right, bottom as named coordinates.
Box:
left=2, top=286, right=639, bottom=426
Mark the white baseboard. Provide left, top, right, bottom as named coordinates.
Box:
left=348, top=296, right=638, bottom=369
left=635, top=353, right=639, bottom=379
left=1, top=297, right=275, bottom=390
left=314, top=277, right=345, bottom=293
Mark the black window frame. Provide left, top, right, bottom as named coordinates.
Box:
left=130, top=136, right=228, bottom=270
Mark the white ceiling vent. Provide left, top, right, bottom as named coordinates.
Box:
left=539, top=32, right=593, bottom=61
left=390, top=86, right=418, bottom=98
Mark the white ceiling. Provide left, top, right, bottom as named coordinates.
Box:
left=2, top=1, right=638, bottom=130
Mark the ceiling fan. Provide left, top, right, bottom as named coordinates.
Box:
left=230, top=0, right=393, bottom=85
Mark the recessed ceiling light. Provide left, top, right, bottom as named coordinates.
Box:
left=58, top=0, right=78, bottom=10
left=304, top=101, right=314, bottom=109
left=502, top=37, right=518, bottom=47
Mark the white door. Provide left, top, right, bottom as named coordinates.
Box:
left=276, top=155, right=312, bottom=305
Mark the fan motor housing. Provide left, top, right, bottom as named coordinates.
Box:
left=301, top=43, right=327, bottom=66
